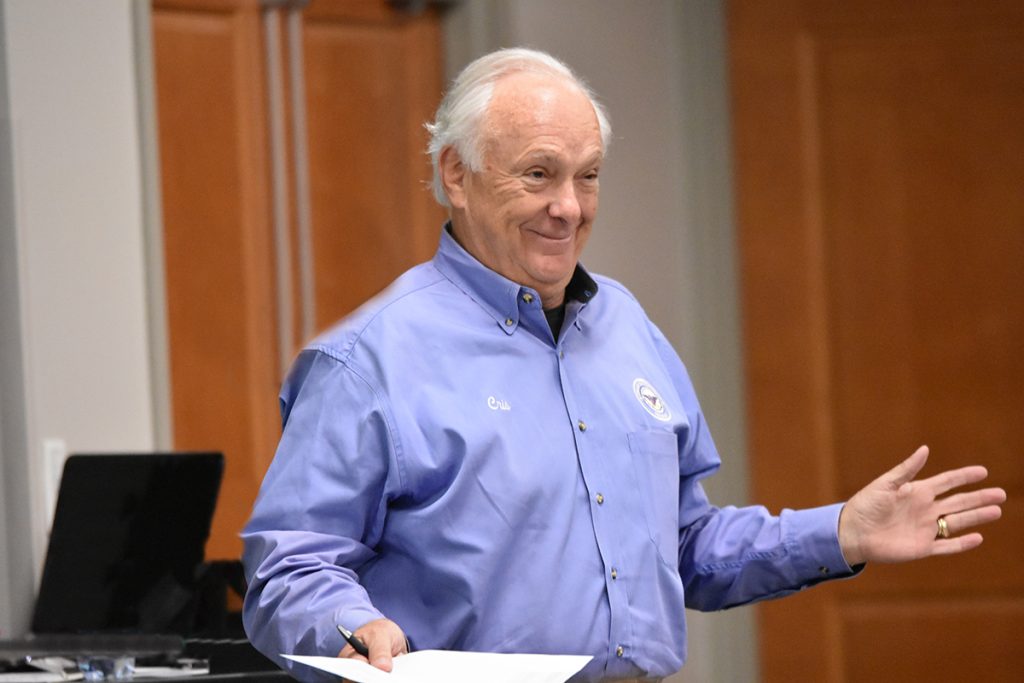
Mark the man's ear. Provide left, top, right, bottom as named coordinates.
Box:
left=439, top=146, right=468, bottom=209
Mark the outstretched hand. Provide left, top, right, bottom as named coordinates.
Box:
left=338, top=617, right=408, bottom=672
left=838, top=445, right=1006, bottom=566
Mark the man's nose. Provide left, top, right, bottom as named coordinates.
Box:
left=548, top=181, right=582, bottom=224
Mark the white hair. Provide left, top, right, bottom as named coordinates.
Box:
left=425, top=47, right=612, bottom=206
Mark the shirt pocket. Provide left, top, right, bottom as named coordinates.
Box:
left=628, top=429, right=681, bottom=567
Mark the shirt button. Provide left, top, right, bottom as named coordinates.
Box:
left=578, top=420, right=587, bottom=432
left=819, top=566, right=830, bottom=576
left=616, top=645, right=624, bottom=658
left=595, top=493, right=604, bottom=505
left=505, top=317, right=514, bottom=326
left=559, top=350, right=565, bottom=359
left=610, top=567, right=618, bottom=580
left=522, top=293, right=534, bottom=304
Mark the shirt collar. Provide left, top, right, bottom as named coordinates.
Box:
left=432, top=223, right=599, bottom=333
left=564, top=262, right=599, bottom=305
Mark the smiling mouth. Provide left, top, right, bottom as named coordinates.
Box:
left=526, top=228, right=574, bottom=244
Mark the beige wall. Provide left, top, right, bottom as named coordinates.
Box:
left=0, top=0, right=161, bottom=636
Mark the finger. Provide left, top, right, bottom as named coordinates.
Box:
left=924, top=465, right=989, bottom=496
left=886, top=445, right=929, bottom=488
left=936, top=487, right=1007, bottom=516
left=368, top=638, right=394, bottom=672
left=931, top=532, right=984, bottom=556
left=364, top=630, right=399, bottom=671
left=943, top=505, right=1003, bottom=535
left=337, top=643, right=368, bottom=662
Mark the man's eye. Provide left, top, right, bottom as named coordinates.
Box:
left=527, top=169, right=546, bottom=180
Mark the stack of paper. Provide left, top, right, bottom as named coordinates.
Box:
left=285, top=650, right=592, bottom=683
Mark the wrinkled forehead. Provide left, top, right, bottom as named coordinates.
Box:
left=481, top=72, right=603, bottom=154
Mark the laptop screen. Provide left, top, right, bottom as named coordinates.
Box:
left=31, top=452, right=224, bottom=635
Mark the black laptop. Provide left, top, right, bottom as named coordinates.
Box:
left=31, top=452, right=224, bottom=636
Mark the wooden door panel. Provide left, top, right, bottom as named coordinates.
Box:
left=821, top=30, right=1024, bottom=499
left=153, top=0, right=279, bottom=561
left=730, top=1, right=1024, bottom=680
left=841, top=600, right=1024, bottom=680
left=303, top=2, right=444, bottom=331
left=153, top=0, right=445, bottom=561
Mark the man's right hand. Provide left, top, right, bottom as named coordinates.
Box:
left=338, top=618, right=408, bottom=672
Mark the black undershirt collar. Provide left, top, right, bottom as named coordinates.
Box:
left=543, top=266, right=598, bottom=337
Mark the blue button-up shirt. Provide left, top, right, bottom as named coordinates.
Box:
left=242, top=228, right=854, bottom=682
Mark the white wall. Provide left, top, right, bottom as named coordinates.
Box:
left=444, top=2, right=754, bottom=682
left=0, top=0, right=161, bottom=637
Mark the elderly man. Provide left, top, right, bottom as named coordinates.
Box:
left=241, top=48, right=1005, bottom=682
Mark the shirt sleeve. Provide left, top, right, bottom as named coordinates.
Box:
left=241, top=348, right=404, bottom=677
left=649, top=324, right=860, bottom=611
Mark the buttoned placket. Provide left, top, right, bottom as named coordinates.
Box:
left=555, top=310, right=634, bottom=677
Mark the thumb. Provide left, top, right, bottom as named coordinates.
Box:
left=369, top=641, right=394, bottom=672
left=887, top=445, right=929, bottom=488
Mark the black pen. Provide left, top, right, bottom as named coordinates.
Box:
left=337, top=624, right=370, bottom=658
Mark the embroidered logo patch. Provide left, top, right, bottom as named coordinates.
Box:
left=633, top=378, right=671, bottom=422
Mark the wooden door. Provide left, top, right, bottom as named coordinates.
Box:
left=729, top=1, right=1024, bottom=680
left=153, top=0, right=280, bottom=563
left=302, top=1, right=445, bottom=330
left=152, top=0, right=444, bottom=560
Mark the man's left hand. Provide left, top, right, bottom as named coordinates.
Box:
left=838, top=445, right=1006, bottom=566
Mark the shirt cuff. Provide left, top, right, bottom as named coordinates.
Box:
left=781, top=503, right=860, bottom=581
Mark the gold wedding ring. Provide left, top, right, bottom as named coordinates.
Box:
left=936, top=516, right=950, bottom=539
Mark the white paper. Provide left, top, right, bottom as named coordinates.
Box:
left=134, top=665, right=210, bottom=677
left=285, top=650, right=591, bottom=683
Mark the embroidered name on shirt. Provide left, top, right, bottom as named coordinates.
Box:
left=487, top=396, right=511, bottom=411
left=633, top=378, right=671, bottom=422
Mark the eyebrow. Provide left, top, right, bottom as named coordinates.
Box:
left=517, top=150, right=604, bottom=167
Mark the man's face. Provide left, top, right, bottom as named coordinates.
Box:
left=445, top=73, right=604, bottom=308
